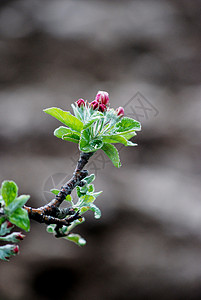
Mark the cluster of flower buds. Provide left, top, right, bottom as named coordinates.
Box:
left=75, top=91, right=124, bottom=117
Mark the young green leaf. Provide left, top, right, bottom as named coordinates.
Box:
left=46, top=224, right=55, bottom=233
left=79, top=128, right=91, bottom=152
left=62, top=132, right=80, bottom=143
left=9, top=208, right=30, bottom=232
left=88, top=184, right=94, bottom=193
left=65, top=195, right=72, bottom=202
left=84, top=174, right=95, bottom=184
left=101, top=143, right=121, bottom=168
left=115, top=117, right=141, bottom=133
left=83, top=116, right=103, bottom=130
left=6, top=195, right=30, bottom=214
left=78, top=194, right=95, bottom=206
left=50, top=189, right=60, bottom=195
left=121, top=131, right=136, bottom=140
left=90, top=204, right=101, bottom=219
left=44, top=107, right=83, bottom=132
left=54, top=126, right=73, bottom=138
left=102, top=134, right=128, bottom=146
left=66, top=233, right=86, bottom=246
left=0, top=217, right=6, bottom=226
left=80, top=137, right=103, bottom=152
left=71, top=103, right=83, bottom=121
left=1, top=181, right=18, bottom=206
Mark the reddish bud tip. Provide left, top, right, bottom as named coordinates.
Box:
left=76, top=98, right=85, bottom=107
left=16, top=233, right=25, bottom=241
left=90, top=100, right=99, bottom=110
left=99, top=103, right=107, bottom=113
left=95, top=91, right=109, bottom=106
left=116, top=106, right=124, bottom=117
left=13, top=245, right=19, bottom=254
left=6, top=221, right=13, bottom=228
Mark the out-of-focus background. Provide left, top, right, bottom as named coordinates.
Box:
left=0, top=0, right=201, bottom=299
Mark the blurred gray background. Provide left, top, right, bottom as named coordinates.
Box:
left=0, top=0, right=201, bottom=299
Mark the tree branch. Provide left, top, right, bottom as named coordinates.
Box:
left=24, top=152, right=93, bottom=229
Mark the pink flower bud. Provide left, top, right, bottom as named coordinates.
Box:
left=76, top=98, right=85, bottom=107
left=116, top=106, right=124, bottom=117
left=90, top=100, right=99, bottom=110
left=13, top=245, right=19, bottom=254
left=99, top=103, right=107, bottom=113
left=95, top=91, right=109, bottom=106
left=16, top=233, right=25, bottom=241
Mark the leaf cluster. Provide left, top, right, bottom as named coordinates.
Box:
left=0, top=181, right=30, bottom=232
left=44, top=104, right=141, bottom=168
left=0, top=181, right=30, bottom=260
left=46, top=174, right=101, bottom=246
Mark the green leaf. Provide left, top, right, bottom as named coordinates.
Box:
left=88, top=184, right=94, bottom=193
left=63, top=218, right=85, bottom=235
left=115, top=117, right=141, bottom=133
left=92, top=191, right=102, bottom=198
left=62, top=132, right=80, bottom=143
left=84, top=174, right=95, bottom=184
left=50, top=189, right=60, bottom=195
left=44, top=107, right=83, bottom=132
left=121, top=131, right=136, bottom=140
left=79, top=129, right=91, bottom=151
left=126, top=141, right=137, bottom=146
left=76, top=186, right=82, bottom=198
left=90, top=204, right=101, bottom=219
left=102, top=134, right=129, bottom=146
left=83, top=116, right=103, bottom=130
left=66, top=233, right=86, bottom=246
left=71, top=103, right=83, bottom=121
left=101, top=143, right=121, bottom=168
left=79, top=129, right=103, bottom=152
left=65, top=195, right=72, bottom=202
left=9, top=208, right=30, bottom=232
left=6, top=195, right=30, bottom=214
left=103, top=134, right=137, bottom=146
left=89, top=139, right=103, bottom=151
left=1, top=181, right=18, bottom=206
left=0, top=217, right=6, bottom=226
left=54, top=126, right=73, bottom=138
left=46, top=224, right=55, bottom=233
left=78, top=194, right=95, bottom=206
left=79, top=185, right=88, bottom=194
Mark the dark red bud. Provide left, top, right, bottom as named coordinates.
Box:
left=116, top=106, right=124, bottom=117
left=13, top=245, right=19, bottom=254
left=99, top=103, right=107, bottom=113
left=16, top=233, right=25, bottom=241
left=76, top=98, right=85, bottom=107
left=90, top=100, right=99, bottom=110
left=6, top=221, right=13, bottom=228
